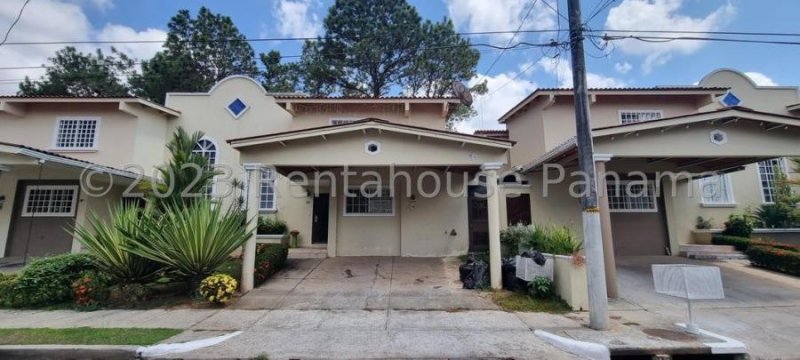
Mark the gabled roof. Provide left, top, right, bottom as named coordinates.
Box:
left=273, top=94, right=459, bottom=101
left=498, top=86, right=728, bottom=123
left=228, top=118, right=514, bottom=149
left=473, top=129, right=509, bottom=139
left=0, top=141, right=141, bottom=179
left=0, top=96, right=181, bottom=118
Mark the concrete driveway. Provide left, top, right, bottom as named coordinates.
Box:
left=233, top=256, right=499, bottom=311
left=611, top=256, right=800, bottom=359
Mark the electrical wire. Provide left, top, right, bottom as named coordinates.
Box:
left=478, top=0, right=539, bottom=82
left=0, top=0, right=32, bottom=47
left=595, top=34, right=800, bottom=46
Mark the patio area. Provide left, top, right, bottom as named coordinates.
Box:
left=232, top=256, right=499, bottom=311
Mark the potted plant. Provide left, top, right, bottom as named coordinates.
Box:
left=691, top=216, right=719, bottom=244
left=256, top=217, right=289, bottom=245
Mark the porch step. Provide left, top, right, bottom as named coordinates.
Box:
left=288, top=248, right=328, bottom=259
left=679, top=244, right=747, bottom=260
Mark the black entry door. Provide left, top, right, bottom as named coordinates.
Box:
left=506, top=194, right=532, bottom=226
left=467, top=185, right=489, bottom=252
left=311, top=194, right=330, bottom=244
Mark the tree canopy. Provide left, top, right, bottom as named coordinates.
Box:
left=129, top=7, right=259, bottom=103
left=18, top=47, right=134, bottom=97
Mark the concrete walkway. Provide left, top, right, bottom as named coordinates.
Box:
left=233, top=256, right=499, bottom=311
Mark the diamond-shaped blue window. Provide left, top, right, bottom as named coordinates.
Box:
left=227, top=98, right=248, bottom=118
left=720, top=91, right=742, bottom=107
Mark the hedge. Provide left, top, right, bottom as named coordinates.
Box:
left=746, top=245, right=800, bottom=277
left=711, top=235, right=752, bottom=252
left=0, top=253, right=98, bottom=308
left=254, top=244, right=289, bottom=286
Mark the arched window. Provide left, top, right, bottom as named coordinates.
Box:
left=192, top=137, right=218, bottom=195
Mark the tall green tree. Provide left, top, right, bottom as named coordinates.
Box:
left=130, top=7, right=259, bottom=103
left=260, top=50, right=300, bottom=92
left=301, top=0, right=424, bottom=97
left=18, top=47, right=134, bottom=97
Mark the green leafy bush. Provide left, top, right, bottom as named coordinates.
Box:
left=72, top=204, right=162, bottom=284
left=722, top=214, right=755, bottom=238
left=695, top=216, right=714, bottom=230
left=0, top=273, right=19, bottom=307
left=254, top=244, right=289, bottom=286
left=123, top=199, right=252, bottom=285
left=257, top=217, right=288, bottom=235
left=500, top=224, right=536, bottom=258
left=518, top=224, right=583, bottom=256
left=711, top=235, right=752, bottom=252
left=747, top=245, right=800, bottom=277
left=528, top=276, right=554, bottom=299
left=72, top=270, right=111, bottom=309
left=4, top=253, right=98, bottom=308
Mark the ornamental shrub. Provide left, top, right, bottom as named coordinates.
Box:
left=747, top=245, right=800, bottom=277
left=257, top=216, right=288, bottom=235
left=0, top=273, right=19, bottom=307
left=528, top=276, right=554, bottom=299
left=199, top=274, right=238, bottom=305
left=722, top=214, right=755, bottom=238
left=7, top=253, right=98, bottom=308
left=711, top=235, right=752, bottom=252
left=71, top=270, right=111, bottom=309
left=254, top=244, right=289, bottom=286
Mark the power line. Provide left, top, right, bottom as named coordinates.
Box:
left=479, top=0, right=539, bottom=81
left=583, top=0, right=616, bottom=25
left=595, top=34, right=800, bottom=46
left=592, top=29, right=800, bottom=37
left=0, top=0, right=32, bottom=47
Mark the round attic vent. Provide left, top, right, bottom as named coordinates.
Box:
left=709, top=130, right=728, bottom=145
left=365, top=140, right=381, bottom=155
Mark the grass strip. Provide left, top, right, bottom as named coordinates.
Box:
left=0, top=327, right=182, bottom=345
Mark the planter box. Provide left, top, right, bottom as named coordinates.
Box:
left=691, top=229, right=722, bottom=244
left=256, top=234, right=288, bottom=246
left=547, top=253, right=589, bottom=311
left=751, top=228, right=800, bottom=247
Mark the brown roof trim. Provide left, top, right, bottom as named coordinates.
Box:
left=0, top=96, right=181, bottom=117
left=498, top=86, right=729, bottom=124
left=473, top=129, right=509, bottom=139
left=0, top=141, right=140, bottom=178
left=273, top=95, right=459, bottom=101
left=227, top=118, right=515, bottom=145
left=592, top=106, right=800, bottom=131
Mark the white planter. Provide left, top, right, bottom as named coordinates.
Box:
left=256, top=234, right=285, bottom=244
left=546, top=253, right=589, bottom=311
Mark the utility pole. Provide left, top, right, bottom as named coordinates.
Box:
left=566, top=0, right=609, bottom=330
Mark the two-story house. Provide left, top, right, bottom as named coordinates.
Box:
left=497, top=68, right=800, bottom=292
left=0, top=76, right=512, bottom=268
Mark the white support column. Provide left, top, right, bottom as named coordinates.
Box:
left=594, top=154, right=617, bottom=298
left=241, top=163, right=264, bottom=293
left=482, top=162, right=503, bottom=290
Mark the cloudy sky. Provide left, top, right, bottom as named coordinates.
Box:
left=0, top=0, right=797, bottom=133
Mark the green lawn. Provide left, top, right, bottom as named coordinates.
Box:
left=0, top=327, right=182, bottom=345
left=491, top=292, right=572, bottom=313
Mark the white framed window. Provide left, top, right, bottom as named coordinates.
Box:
left=259, top=168, right=277, bottom=211
left=330, top=118, right=358, bottom=125
left=698, top=174, right=735, bottom=205
left=757, top=158, right=788, bottom=204
left=21, top=185, right=79, bottom=217
left=192, top=137, right=218, bottom=195
left=53, top=117, right=99, bottom=149
left=344, top=185, right=394, bottom=216
left=606, top=180, right=658, bottom=212
left=618, top=110, right=663, bottom=125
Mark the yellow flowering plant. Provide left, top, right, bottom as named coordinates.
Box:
left=198, top=274, right=237, bottom=305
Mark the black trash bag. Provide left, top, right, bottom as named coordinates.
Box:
left=520, top=249, right=547, bottom=266
left=501, top=259, right=527, bottom=292
left=460, top=254, right=488, bottom=289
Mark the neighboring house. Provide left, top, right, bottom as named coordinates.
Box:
left=0, top=76, right=511, bottom=263
left=497, top=69, right=800, bottom=267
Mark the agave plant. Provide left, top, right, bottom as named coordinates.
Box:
left=72, top=205, right=162, bottom=283
left=123, top=199, right=252, bottom=284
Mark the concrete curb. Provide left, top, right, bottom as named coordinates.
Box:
left=0, top=345, right=139, bottom=359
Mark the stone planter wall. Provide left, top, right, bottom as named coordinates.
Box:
left=691, top=229, right=722, bottom=244
left=256, top=234, right=288, bottom=245
left=751, top=228, right=800, bottom=247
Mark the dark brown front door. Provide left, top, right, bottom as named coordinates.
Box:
left=467, top=185, right=489, bottom=252
left=506, top=194, right=531, bottom=226
left=5, top=180, right=79, bottom=258
left=311, top=194, right=330, bottom=244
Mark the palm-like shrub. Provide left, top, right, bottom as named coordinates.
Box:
left=72, top=204, right=161, bottom=283
left=124, top=199, right=252, bottom=284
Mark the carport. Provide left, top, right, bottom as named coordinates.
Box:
left=523, top=106, right=800, bottom=295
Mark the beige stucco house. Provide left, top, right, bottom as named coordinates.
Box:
left=1, top=69, right=799, bottom=295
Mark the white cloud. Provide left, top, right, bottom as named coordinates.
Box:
left=0, top=0, right=165, bottom=95
left=614, top=61, right=632, bottom=74
left=537, top=57, right=626, bottom=88
left=604, top=0, right=736, bottom=73
left=272, top=0, right=322, bottom=38
left=445, top=0, right=557, bottom=42
left=744, top=72, right=777, bottom=86
left=456, top=70, right=538, bottom=133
